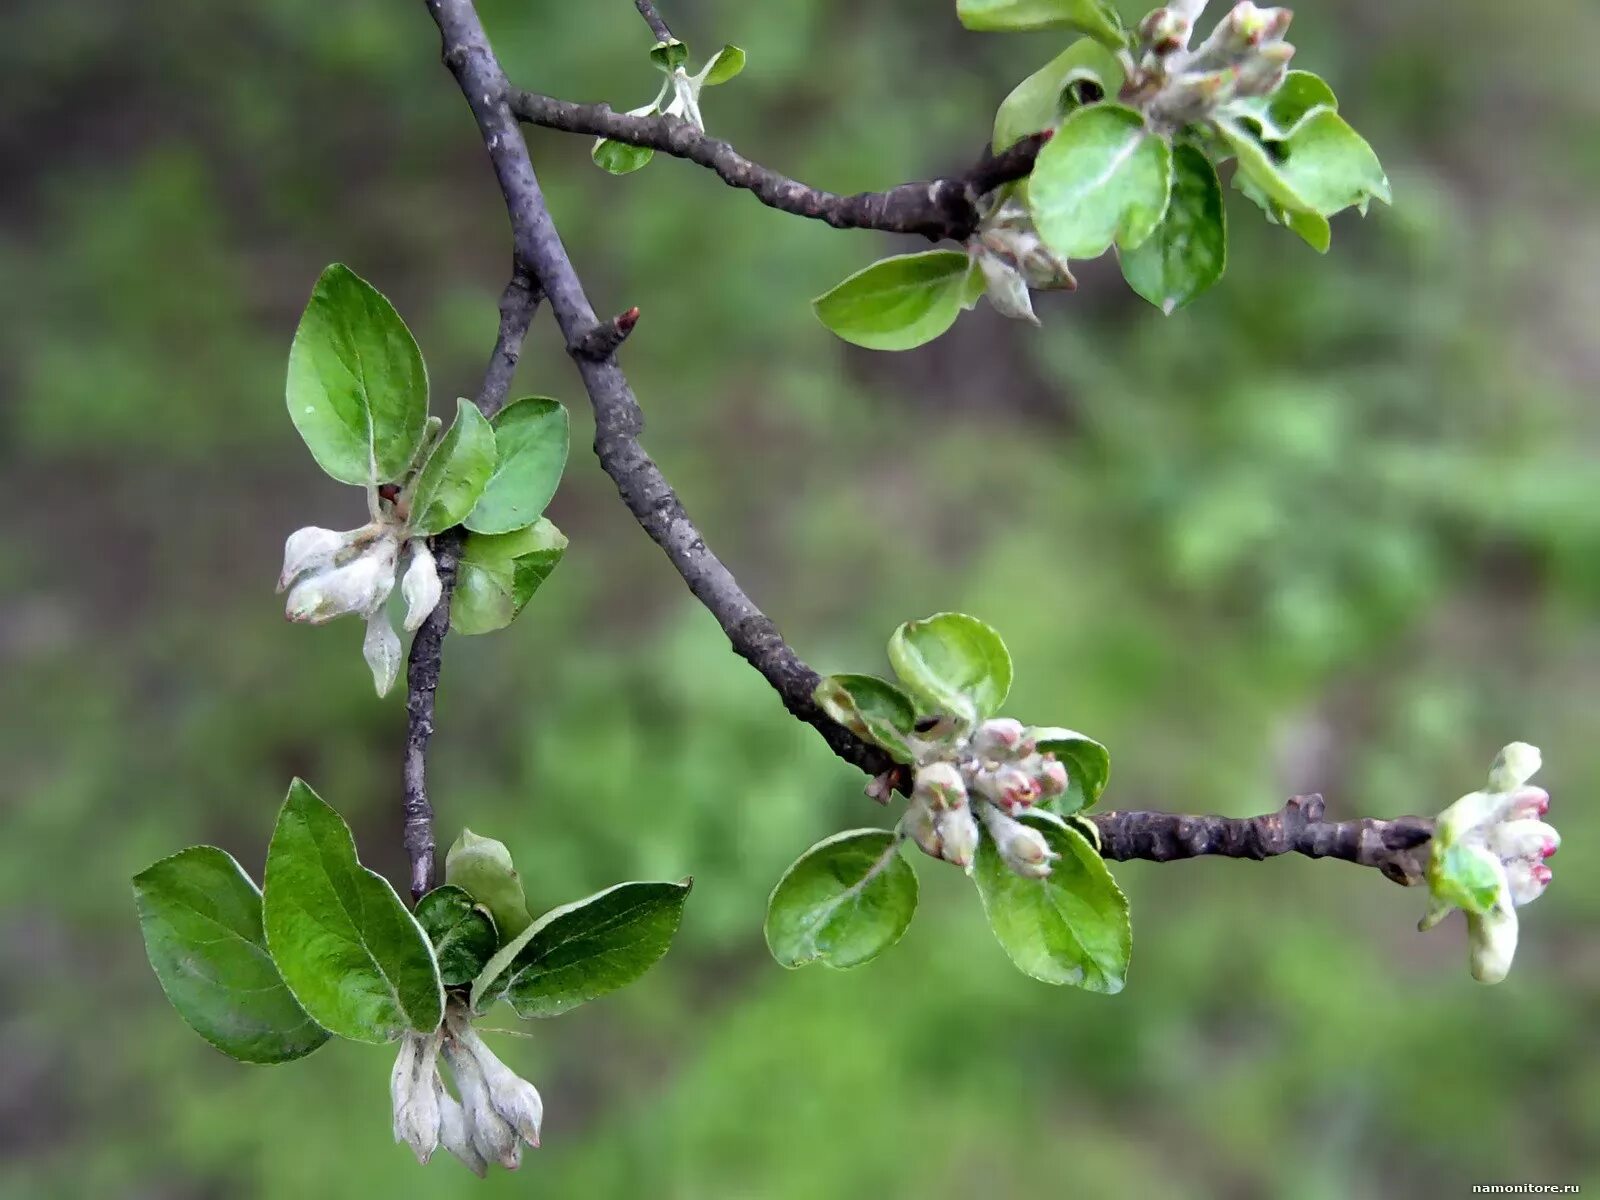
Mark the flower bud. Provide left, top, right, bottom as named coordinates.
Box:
left=364, top=610, right=403, bottom=697
left=1504, top=859, right=1554, bottom=907
left=973, top=718, right=1030, bottom=760
left=442, top=1035, right=521, bottom=1170
left=935, top=805, right=981, bottom=870
left=390, top=1032, right=442, bottom=1164
left=1233, top=40, right=1294, bottom=96
left=979, top=804, right=1058, bottom=879
left=435, top=1077, right=488, bottom=1177
left=277, top=526, right=345, bottom=593
left=1500, top=786, right=1550, bottom=822
left=401, top=542, right=442, bottom=633
left=903, top=794, right=945, bottom=861
left=450, top=1014, right=542, bottom=1150
left=1487, top=742, right=1542, bottom=793
left=1467, top=905, right=1519, bottom=985
left=1138, top=8, right=1191, bottom=54
left=974, top=765, right=1041, bottom=813
left=284, top=535, right=399, bottom=624
left=913, top=762, right=968, bottom=812
left=1488, top=819, right=1560, bottom=863
left=976, top=253, right=1038, bottom=325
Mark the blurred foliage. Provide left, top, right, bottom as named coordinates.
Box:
left=2, top=0, right=1598, bottom=1195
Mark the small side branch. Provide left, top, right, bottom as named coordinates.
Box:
left=632, top=0, right=673, bottom=43
left=508, top=90, right=1048, bottom=244
left=1091, top=795, right=1434, bottom=885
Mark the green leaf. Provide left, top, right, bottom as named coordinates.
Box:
left=262, top=780, right=443, bottom=1042
left=649, top=39, right=689, bottom=71
left=286, top=264, right=429, bottom=487
left=1233, top=170, right=1333, bottom=252
left=701, top=44, right=746, bottom=86
left=812, top=251, right=984, bottom=352
left=765, top=830, right=918, bottom=970
left=992, top=39, right=1124, bottom=152
left=887, top=612, right=1012, bottom=725
left=1031, top=728, right=1111, bottom=815
left=406, top=398, right=496, bottom=537
left=444, top=828, right=533, bottom=941
left=471, top=880, right=692, bottom=1016
left=1028, top=103, right=1174, bottom=260
left=973, top=813, right=1130, bottom=992
left=463, top=396, right=569, bottom=535
left=1218, top=110, right=1390, bottom=218
left=450, top=518, right=568, bottom=636
left=593, top=138, right=655, bottom=175
left=1429, top=843, right=1505, bottom=916
left=414, top=885, right=499, bottom=987
left=1223, top=70, right=1339, bottom=142
left=133, top=847, right=330, bottom=1064
left=813, top=674, right=920, bottom=764
left=957, top=0, right=1125, bottom=48
left=1120, top=143, right=1227, bottom=313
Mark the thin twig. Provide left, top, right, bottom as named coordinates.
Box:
left=508, top=89, right=1048, bottom=244
left=632, top=0, right=673, bottom=43
left=421, top=0, right=1434, bottom=882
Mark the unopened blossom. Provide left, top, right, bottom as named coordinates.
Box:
left=390, top=1031, right=442, bottom=1164
left=979, top=804, right=1057, bottom=879
left=401, top=542, right=442, bottom=632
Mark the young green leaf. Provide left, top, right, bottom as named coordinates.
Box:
left=765, top=830, right=918, bottom=970
left=973, top=812, right=1130, bottom=992
left=887, top=612, right=1012, bottom=726
left=463, top=396, right=569, bottom=535
left=593, top=138, right=655, bottom=175
left=812, top=251, right=984, bottom=352
left=133, top=846, right=330, bottom=1064
left=262, top=780, right=444, bottom=1042
left=1028, top=103, right=1173, bottom=260
left=957, top=0, right=1125, bottom=49
left=700, top=44, right=746, bottom=86
left=1222, top=70, right=1339, bottom=142
left=650, top=39, right=689, bottom=71
left=814, top=674, right=920, bottom=764
left=444, top=828, right=533, bottom=941
left=471, top=879, right=692, bottom=1017
left=1218, top=110, right=1390, bottom=217
left=286, top=264, right=430, bottom=487
left=450, top=518, right=567, bottom=636
left=1429, top=843, right=1505, bottom=915
left=1119, top=143, right=1227, bottom=313
left=406, top=398, right=497, bottom=537
left=1030, top=728, right=1111, bottom=815
left=1234, top=171, right=1333, bottom=252
left=992, top=38, right=1123, bottom=152
left=414, top=885, right=500, bottom=987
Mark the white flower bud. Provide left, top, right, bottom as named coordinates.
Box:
left=1467, top=905, right=1519, bottom=985
left=972, top=718, right=1029, bottom=760
left=1504, top=859, right=1554, bottom=908
left=442, top=1035, right=521, bottom=1170
left=401, top=542, right=442, bottom=633
left=390, top=1032, right=442, bottom=1164
left=1488, top=819, right=1560, bottom=864
left=284, top=535, right=399, bottom=624
left=435, top=1077, right=488, bottom=1177
left=913, top=762, right=968, bottom=812
left=277, top=526, right=345, bottom=593
left=903, top=794, right=944, bottom=861
left=363, top=610, right=403, bottom=697
left=1487, top=742, right=1541, bottom=793
left=979, top=804, right=1058, bottom=879
left=935, top=806, right=981, bottom=870
left=977, top=253, right=1038, bottom=325
left=450, top=1019, right=543, bottom=1150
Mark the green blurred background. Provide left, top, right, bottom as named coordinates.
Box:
left=3, top=0, right=1597, bottom=1195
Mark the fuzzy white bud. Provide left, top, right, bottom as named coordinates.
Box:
left=363, top=610, right=403, bottom=697
left=913, top=761, right=968, bottom=812
left=1467, top=905, right=1519, bottom=985
left=435, top=1077, right=488, bottom=1177
left=401, top=542, right=442, bottom=633
left=972, top=718, right=1030, bottom=761
left=904, top=794, right=945, bottom=861
left=978, top=804, right=1058, bottom=879
left=442, top=1036, right=522, bottom=1170
left=451, top=1019, right=543, bottom=1150
left=277, top=526, right=346, bottom=593
left=284, top=535, right=399, bottom=624
left=977, top=253, right=1039, bottom=325
left=390, top=1032, right=442, bottom=1164
left=935, top=805, right=981, bottom=870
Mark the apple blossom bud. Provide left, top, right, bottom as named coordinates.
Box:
left=979, top=804, right=1058, bottom=879
left=364, top=611, right=403, bottom=697
left=451, top=1020, right=543, bottom=1150
left=976, top=253, right=1038, bottom=325
left=913, top=762, right=968, bottom=812
left=974, top=765, right=1041, bottom=813
left=1488, top=819, right=1560, bottom=863
left=1036, top=754, right=1069, bottom=799
left=284, top=535, right=399, bottom=624
left=401, top=542, right=442, bottom=633
left=973, top=718, right=1029, bottom=760
left=1487, top=742, right=1541, bottom=793
left=277, top=526, right=346, bottom=593
left=390, top=1032, right=442, bottom=1164
left=935, top=806, right=981, bottom=870
left=903, top=794, right=944, bottom=861
left=1234, top=40, right=1294, bottom=96
left=1139, top=8, right=1191, bottom=54
left=442, top=1036, right=521, bottom=1170
left=1467, top=905, right=1519, bottom=985
left=1501, top=786, right=1550, bottom=821
left=1504, top=859, right=1553, bottom=907
left=435, top=1077, right=488, bottom=1177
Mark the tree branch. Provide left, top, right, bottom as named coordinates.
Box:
left=632, top=0, right=673, bottom=43
left=422, top=0, right=1434, bottom=883
left=507, top=89, right=1049, bottom=244
left=402, top=267, right=541, bottom=899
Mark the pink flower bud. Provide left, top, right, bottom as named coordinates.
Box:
left=1487, top=819, right=1559, bottom=863
left=973, top=718, right=1030, bottom=760
left=913, top=762, right=968, bottom=812
left=976, top=765, right=1040, bottom=813
left=1502, top=787, right=1550, bottom=821
left=1036, top=755, right=1069, bottom=799
left=1505, top=859, right=1553, bottom=907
